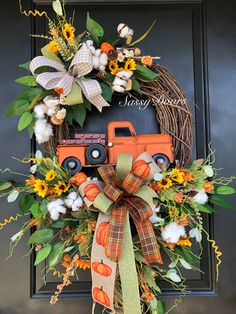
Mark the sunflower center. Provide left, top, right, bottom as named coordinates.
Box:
left=161, top=179, right=168, bottom=185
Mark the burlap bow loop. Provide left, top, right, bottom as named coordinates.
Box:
left=29, top=44, right=110, bottom=111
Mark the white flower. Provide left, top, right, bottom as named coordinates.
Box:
left=34, top=119, right=53, bottom=144
left=34, top=104, right=47, bottom=119
left=161, top=222, right=186, bottom=244
left=193, top=189, right=208, bottom=204
left=43, top=95, right=59, bottom=108
left=117, top=52, right=125, bottom=62
left=64, top=191, right=83, bottom=211
left=55, top=108, right=66, bottom=120
left=100, top=53, right=108, bottom=66
left=47, top=199, right=66, bottom=220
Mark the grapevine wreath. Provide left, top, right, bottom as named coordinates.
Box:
left=0, top=1, right=235, bottom=314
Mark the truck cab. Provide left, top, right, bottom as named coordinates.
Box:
left=56, top=121, right=174, bottom=174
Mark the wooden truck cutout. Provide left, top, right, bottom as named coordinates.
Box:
left=56, top=121, right=174, bottom=174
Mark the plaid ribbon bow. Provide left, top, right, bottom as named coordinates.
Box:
left=29, top=44, right=110, bottom=112
left=97, top=162, right=163, bottom=264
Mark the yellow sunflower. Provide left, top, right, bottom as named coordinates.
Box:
left=62, top=23, right=75, bottom=41
left=125, top=58, right=136, bottom=71
left=109, top=60, right=118, bottom=73
left=47, top=40, right=58, bottom=53
left=112, top=67, right=123, bottom=75
left=171, top=168, right=185, bottom=184
left=45, top=169, right=57, bottom=182
left=54, top=181, right=69, bottom=196
left=168, top=207, right=179, bottom=218
left=34, top=179, right=48, bottom=198
left=157, top=178, right=172, bottom=189
left=177, top=238, right=192, bottom=247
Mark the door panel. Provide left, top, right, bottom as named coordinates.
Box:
left=0, top=0, right=235, bottom=313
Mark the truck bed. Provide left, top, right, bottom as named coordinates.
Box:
left=58, top=133, right=106, bottom=145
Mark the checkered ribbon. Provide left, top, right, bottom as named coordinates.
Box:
left=97, top=163, right=163, bottom=264
left=29, top=44, right=110, bottom=112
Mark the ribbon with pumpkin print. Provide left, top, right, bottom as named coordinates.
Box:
left=79, top=152, right=163, bottom=314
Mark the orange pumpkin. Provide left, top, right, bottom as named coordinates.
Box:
left=100, top=42, right=114, bottom=54
left=96, top=222, right=109, bottom=247
left=92, top=260, right=112, bottom=277
left=84, top=183, right=101, bottom=201
left=69, top=172, right=88, bottom=187
left=132, top=159, right=151, bottom=179
left=93, top=287, right=110, bottom=307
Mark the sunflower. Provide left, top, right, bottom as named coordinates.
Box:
left=109, top=60, right=118, bottom=73
left=168, top=207, right=179, bottom=218
left=157, top=178, right=172, bottom=189
left=45, top=169, right=57, bottom=182
left=34, top=179, right=48, bottom=198
left=177, top=238, right=192, bottom=247
left=112, top=67, right=123, bottom=75
left=171, top=168, right=185, bottom=184
left=54, top=181, right=69, bottom=196
left=75, top=259, right=91, bottom=270
left=125, top=58, right=136, bottom=71
left=62, top=23, right=75, bottom=41
left=47, top=40, right=58, bottom=53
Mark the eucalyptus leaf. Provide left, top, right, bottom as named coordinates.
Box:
left=0, top=181, right=12, bottom=191
left=28, top=229, right=54, bottom=244
left=165, top=269, right=181, bottom=283
left=34, top=243, right=52, bottom=265
left=48, top=242, right=65, bottom=267
left=18, top=112, right=34, bottom=132
left=15, top=75, right=37, bottom=87
left=216, top=186, right=235, bottom=195
left=7, top=190, right=19, bottom=203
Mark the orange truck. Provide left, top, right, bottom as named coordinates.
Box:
left=56, top=121, right=174, bottom=174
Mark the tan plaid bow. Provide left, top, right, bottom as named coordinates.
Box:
left=29, top=44, right=110, bottom=112
left=98, top=164, right=163, bottom=264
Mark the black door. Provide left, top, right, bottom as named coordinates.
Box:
left=0, top=0, right=236, bottom=313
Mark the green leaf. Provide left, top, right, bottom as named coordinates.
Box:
left=136, top=64, right=159, bottom=82
left=144, top=266, right=161, bottom=293
left=131, top=79, right=142, bottom=94
left=86, top=12, right=104, bottom=44
left=174, top=246, right=200, bottom=265
left=30, top=203, right=42, bottom=219
left=105, top=72, right=114, bottom=83
left=19, top=61, right=31, bottom=71
left=195, top=203, right=214, bottom=213
left=7, top=190, right=19, bottom=203
left=73, top=104, right=86, bottom=127
left=27, top=119, right=35, bottom=139
left=100, top=82, right=112, bottom=102
left=0, top=181, right=12, bottom=191
left=17, top=112, right=34, bottom=131
left=210, top=195, right=233, bottom=208
left=156, top=300, right=165, bottom=314
left=84, top=99, right=92, bottom=111
left=179, top=258, right=192, bottom=269
left=48, top=242, right=65, bottom=267
left=129, top=20, right=156, bottom=46
left=51, top=220, right=65, bottom=228
left=216, top=186, right=236, bottom=195
left=15, top=75, right=37, bottom=87
left=34, top=243, right=52, bottom=266
left=39, top=199, right=49, bottom=215
left=28, top=229, right=54, bottom=244
left=19, top=194, right=35, bottom=215
left=5, top=99, right=29, bottom=117
left=16, top=87, right=43, bottom=102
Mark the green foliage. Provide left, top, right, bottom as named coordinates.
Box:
left=216, top=186, right=235, bottom=195
left=129, top=20, right=156, bottom=47
left=210, top=195, right=233, bottom=208
left=30, top=203, right=42, bottom=219
left=136, top=64, right=159, bottom=82
left=66, top=104, right=87, bottom=127
left=174, top=246, right=200, bottom=265
left=48, top=242, right=65, bottom=267
left=15, top=75, right=37, bottom=87
left=131, top=79, right=142, bottom=94
left=19, top=61, right=31, bottom=71
left=0, top=181, right=12, bottom=191
left=17, top=112, right=34, bottom=132
left=34, top=243, right=52, bottom=266
left=195, top=203, right=214, bottom=213
left=86, top=12, right=104, bottom=44
left=28, top=229, right=54, bottom=244
left=5, top=99, right=29, bottom=117
left=143, top=266, right=161, bottom=293
left=100, top=81, right=113, bottom=102
left=19, top=194, right=35, bottom=215
left=16, top=87, right=43, bottom=102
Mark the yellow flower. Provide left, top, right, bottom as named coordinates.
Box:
left=62, top=23, right=75, bottom=41
left=45, top=169, right=57, bottom=182
left=125, top=58, right=136, bottom=71
left=109, top=60, right=118, bottom=72
left=34, top=179, right=48, bottom=198
left=54, top=181, right=69, bottom=196
left=112, top=67, right=123, bottom=75
left=177, top=238, right=192, bottom=247
left=168, top=207, right=179, bottom=218
left=171, top=168, right=185, bottom=184
left=157, top=178, right=172, bottom=189
left=48, top=40, right=58, bottom=53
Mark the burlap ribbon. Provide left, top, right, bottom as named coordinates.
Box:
left=29, top=44, right=110, bottom=112
left=79, top=153, right=163, bottom=313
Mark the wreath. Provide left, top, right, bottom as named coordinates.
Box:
left=0, top=1, right=235, bottom=314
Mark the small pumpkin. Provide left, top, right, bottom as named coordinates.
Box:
left=96, top=222, right=109, bottom=247
left=93, top=287, right=110, bottom=307
left=132, top=159, right=151, bottom=179
left=92, top=260, right=112, bottom=277
left=84, top=183, right=101, bottom=201
left=69, top=172, right=88, bottom=187
left=100, top=42, right=114, bottom=54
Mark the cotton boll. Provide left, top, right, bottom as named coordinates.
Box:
left=128, top=28, right=134, bottom=36
left=34, top=104, right=47, bottom=119
left=46, top=108, right=56, bottom=117
left=64, top=191, right=83, bottom=212
left=34, top=119, right=53, bottom=144
left=99, top=65, right=106, bottom=71
left=92, top=56, right=100, bottom=69
left=161, top=222, right=186, bottom=244
left=47, top=199, right=66, bottom=221
left=71, top=197, right=83, bottom=211
left=86, top=39, right=93, bottom=47
left=117, top=23, right=125, bottom=33
left=117, top=70, right=133, bottom=80
left=112, top=85, right=125, bottom=93
left=119, top=26, right=129, bottom=38
left=193, top=189, right=208, bottom=204
left=113, top=77, right=127, bottom=87
left=89, top=46, right=96, bottom=54
left=55, top=108, right=66, bottom=120
left=64, top=198, right=74, bottom=207
left=68, top=191, right=78, bottom=200
left=94, top=49, right=101, bottom=57
left=100, top=53, right=108, bottom=66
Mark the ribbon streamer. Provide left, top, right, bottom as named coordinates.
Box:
left=30, top=44, right=110, bottom=112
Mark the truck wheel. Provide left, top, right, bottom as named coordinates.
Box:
left=62, top=157, right=82, bottom=175
left=86, top=144, right=107, bottom=165
left=152, top=154, right=170, bottom=169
